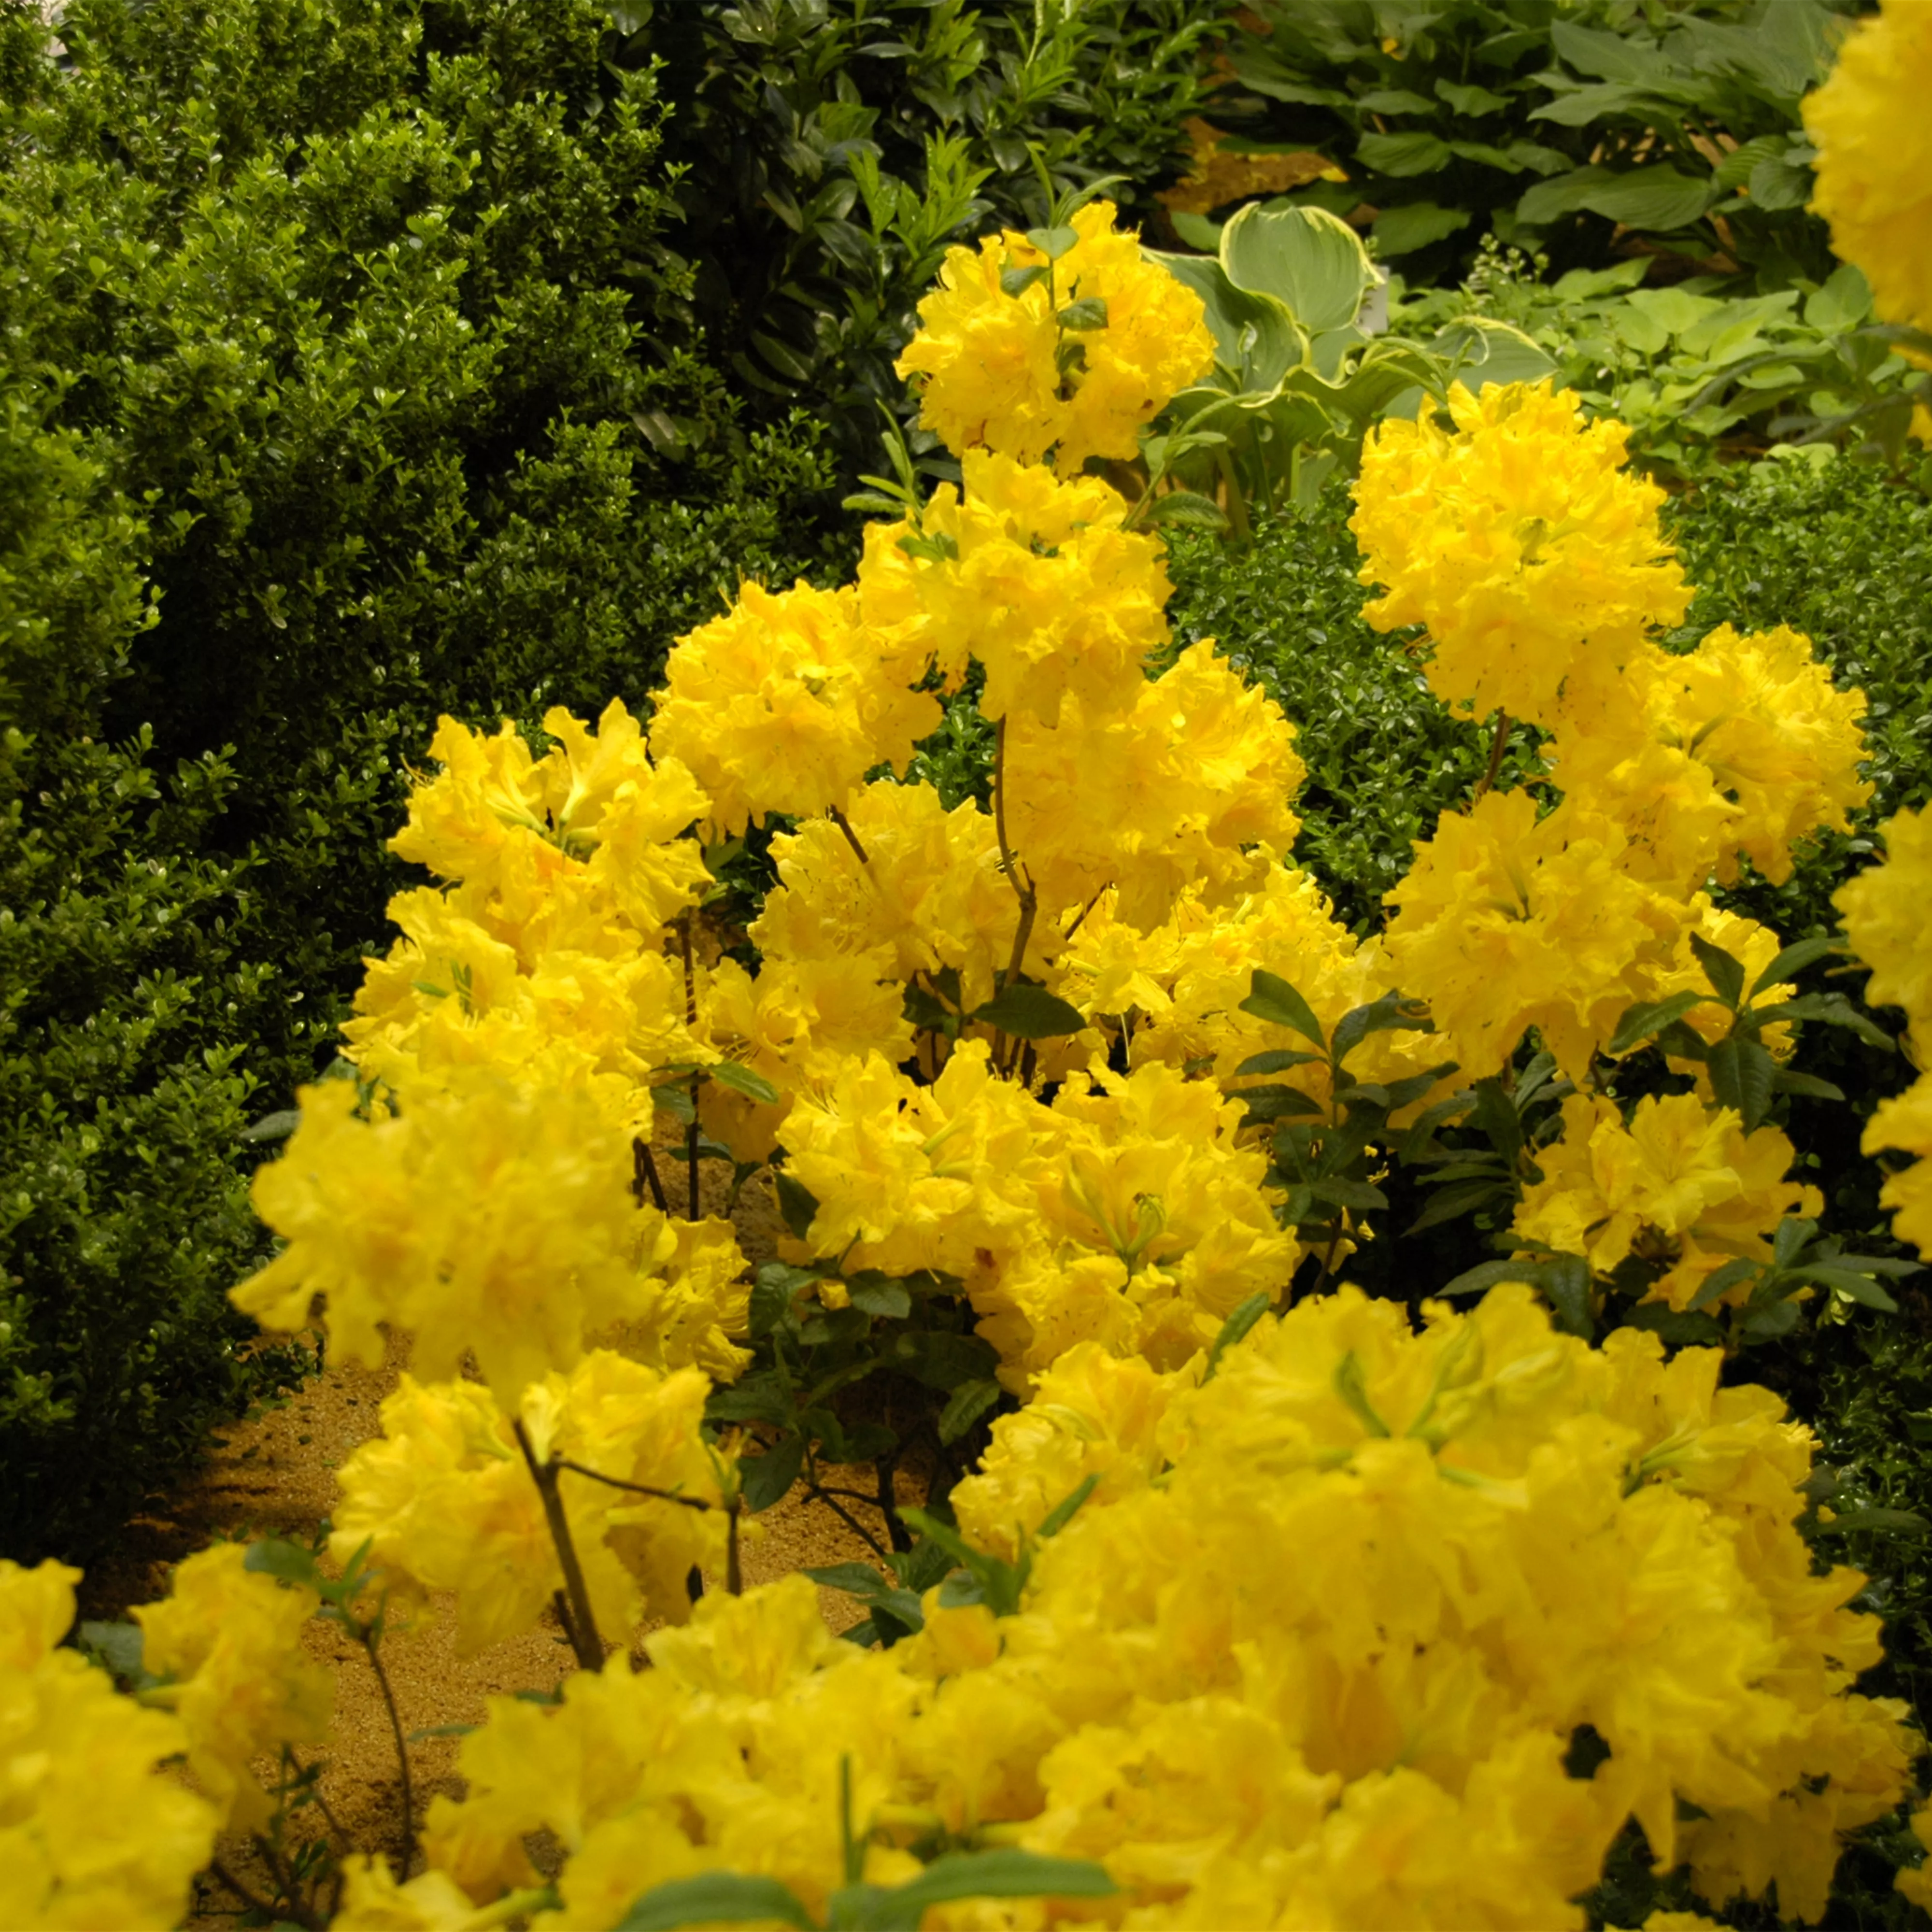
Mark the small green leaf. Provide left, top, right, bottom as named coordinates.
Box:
left=708, top=1060, right=781, bottom=1105
left=773, top=1171, right=820, bottom=1241
left=1139, top=490, right=1229, bottom=529
left=1024, top=225, right=1079, bottom=260
left=1239, top=969, right=1325, bottom=1049
left=1437, top=1259, right=1547, bottom=1298
left=847, top=1276, right=911, bottom=1320
left=1542, top=1255, right=1594, bottom=1339
left=739, top=1434, right=805, bottom=1513
left=78, top=1620, right=149, bottom=1684
left=1793, top=1267, right=1900, bottom=1313
left=1037, top=1473, right=1101, bottom=1541
left=971, top=981, right=1087, bottom=1040
left=1757, top=993, right=1895, bottom=1051
left=1687, top=1258, right=1761, bottom=1311
left=1607, top=990, right=1710, bottom=1056
left=1056, top=297, right=1108, bottom=330
left=1308, top=1175, right=1388, bottom=1212
left=849, top=1850, right=1117, bottom=1926
left=1748, top=935, right=1839, bottom=998
left=1204, top=1291, right=1272, bottom=1379
left=1233, top=1048, right=1322, bottom=1077
left=1706, top=1036, right=1776, bottom=1132
left=244, top=1538, right=323, bottom=1588
left=615, top=1873, right=817, bottom=1932
left=938, top=1377, right=1003, bottom=1444
left=1688, top=931, right=1746, bottom=1009
left=241, top=1108, right=300, bottom=1143
left=1001, top=264, right=1050, bottom=298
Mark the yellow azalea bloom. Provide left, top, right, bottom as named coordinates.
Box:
left=1804, top=0, right=1932, bottom=334
left=649, top=577, right=939, bottom=835
left=1862, top=1073, right=1932, bottom=1260
left=133, top=1543, right=333, bottom=1832
left=1641, top=623, right=1870, bottom=886
left=330, top=1353, right=726, bottom=1657
left=1384, top=791, right=1683, bottom=1078
left=0, top=1560, right=219, bottom=1932
left=406, top=1288, right=1913, bottom=1929
left=919, top=451, right=1173, bottom=729
left=1513, top=1093, right=1823, bottom=1310
left=896, top=199, right=1212, bottom=473
left=1838, top=801, right=1932, bottom=1047
left=233, top=1070, right=690, bottom=1403
left=1352, top=380, right=1691, bottom=729
left=1002, top=640, right=1306, bottom=930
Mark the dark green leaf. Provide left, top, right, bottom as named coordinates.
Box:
left=1037, top=1474, right=1101, bottom=1541
left=1706, top=1036, right=1777, bottom=1132
left=1688, top=1258, right=1761, bottom=1311
left=847, top=1276, right=911, bottom=1321
left=1239, top=969, right=1326, bottom=1049
left=1623, top=1303, right=1726, bottom=1346
left=1468, top=1078, right=1521, bottom=1165
left=1356, top=131, right=1451, bottom=178
left=708, top=1060, right=781, bottom=1105
left=774, top=1171, right=820, bottom=1241
left=1332, top=990, right=1429, bottom=1059
left=1438, top=1259, right=1547, bottom=1298
left=739, top=1434, right=805, bottom=1513
left=1607, top=990, right=1709, bottom=1056
left=1774, top=1216, right=1818, bottom=1267
left=615, top=1872, right=816, bottom=1932
left=1792, top=1267, right=1900, bottom=1312
left=1140, top=490, right=1229, bottom=529
left=1001, top=265, right=1050, bottom=298
left=1057, top=297, right=1108, bottom=331
left=938, top=1377, right=1003, bottom=1444
left=971, top=982, right=1087, bottom=1040
left=1749, top=936, right=1840, bottom=998
left=1688, top=931, right=1745, bottom=1009
left=1237, top=1083, right=1323, bottom=1123
left=1406, top=1179, right=1506, bottom=1235
left=1308, top=1175, right=1388, bottom=1212
left=1233, top=1048, right=1322, bottom=1077
left=1542, top=1255, right=1594, bottom=1339
left=1757, top=993, right=1895, bottom=1050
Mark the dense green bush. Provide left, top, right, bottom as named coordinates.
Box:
left=0, top=0, right=851, bottom=1555
left=628, top=0, right=1228, bottom=467
left=1215, top=0, right=1849, bottom=286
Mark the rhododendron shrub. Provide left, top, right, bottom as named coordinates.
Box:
left=7, top=161, right=1927, bottom=1929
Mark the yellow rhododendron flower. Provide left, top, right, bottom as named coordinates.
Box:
left=1838, top=801, right=1932, bottom=1045
left=1896, top=1801, right=1932, bottom=1913
left=234, top=1071, right=705, bottom=1403
left=1804, top=0, right=1932, bottom=334
left=390, top=703, right=711, bottom=934
left=0, top=1560, right=220, bottom=1932
left=917, top=451, right=1173, bottom=728
left=896, top=199, right=1212, bottom=473
left=1862, top=1074, right=1932, bottom=1261
left=1002, top=640, right=1306, bottom=929
left=1513, top=1093, right=1823, bottom=1310
left=133, top=1543, right=333, bottom=1832
left=331, top=1353, right=725, bottom=1656
left=408, top=1289, right=1912, bottom=1930
left=1624, top=896, right=1797, bottom=1087
left=649, top=577, right=938, bottom=834
left=1352, top=380, right=1692, bottom=729
left=1384, top=791, right=1682, bottom=1077
left=751, top=779, right=1027, bottom=1020
left=1639, top=623, right=1871, bottom=886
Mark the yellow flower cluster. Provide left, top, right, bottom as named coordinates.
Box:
left=648, top=579, right=939, bottom=835
left=331, top=1352, right=727, bottom=1655
left=0, top=1560, right=217, bottom=1931
left=134, top=1543, right=335, bottom=1831
left=235, top=1074, right=748, bottom=1403
left=1839, top=803, right=1932, bottom=1256
left=1353, top=381, right=1692, bottom=729
left=398, top=1289, right=1913, bottom=1929
left=896, top=200, right=1215, bottom=472
left=347, top=700, right=714, bottom=1118
left=778, top=1042, right=1294, bottom=1386
left=1803, top=0, right=1932, bottom=335
left=1513, top=1093, right=1822, bottom=1311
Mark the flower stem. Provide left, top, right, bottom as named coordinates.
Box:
left=1475, top=710, right=1512, bottom=800
left=356, top=1630, right=417, bottom=1877
left=829, top=802, right=870, bottom=866
left=513, top=1420, right=607, bottom=1672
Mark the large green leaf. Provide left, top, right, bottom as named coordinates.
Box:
left=1355, top=130, right=1453, bottom=180
left=1578, top=167, right=1714, bottom=233
left=1219, top=204, right=1376, bottom=336
left=617, top=1873, right=816, bottom=1932
left=1372, top=201, right=1470, bottom=257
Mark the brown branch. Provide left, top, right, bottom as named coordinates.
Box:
left=551, top=1459, right=716, bottom=1510
left=355, top=1636, right=417, bottom=1878
left=211, top=1857, right=317, bottom=1932
left=727, top=1499, right=743, bottom=1596
left=513, top=1420, right=607, bottom=1672
left=828, top=802, right=870, bottom=867
left=633, top=1138, right=669, bottom=1213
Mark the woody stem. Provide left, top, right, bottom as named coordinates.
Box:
left=513, top=1420, right=606, bottom=1672
left=828, top=802, right=870, bottom=866
left=1475, top=710, right=1512, bottom=800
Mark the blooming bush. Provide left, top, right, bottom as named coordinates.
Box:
left=9, top=9, right=1932, bottom=1914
